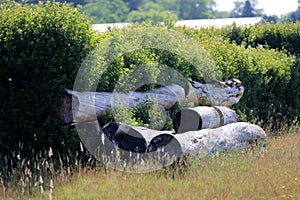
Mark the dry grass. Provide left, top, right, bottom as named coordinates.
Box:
left=1, top=128, right=300, bottom=200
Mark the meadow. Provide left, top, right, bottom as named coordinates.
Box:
left=1, top=126, right=299, bottom=200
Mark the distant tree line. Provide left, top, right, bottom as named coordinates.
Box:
left=80, top=0, right=219, bottom=23
left=0, top=0, right=257, bottom=23
left=12, top=0, right=86, bottom=6
left=3, top=0, right=300, bottom=27
left=231, top=0, right=300, bottom=24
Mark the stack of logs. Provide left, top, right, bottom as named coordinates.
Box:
left=61, top=78, right=268, bottom=165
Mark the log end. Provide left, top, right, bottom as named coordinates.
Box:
left=60, top=89, right=74, bottom=124
left=103, top=122, right=148, bottom=154
left=173, top=109, right=202, bottom=134
left=148, top=133, right=182, bottom=160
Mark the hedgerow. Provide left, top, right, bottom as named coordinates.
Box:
left=0, top=2, right=98, bottom=154
left=217, top=22, right=300, bottom=126
left=94, top=24, right=297, bottom=128
left=219, top=22, right=300, bottom=55
left=177, top=26, right=299, bottom=125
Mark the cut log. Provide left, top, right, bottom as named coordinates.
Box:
left=61, top=78, right=244, bottom=124
left=61, top=84, right=185, bottom=124
left=100, top=122, right=182, bottom=172
left=101, top=122, right=267, bottom=167
left=148, top=122, right=268, bottom=158
left=172, top=106, right=238, bottom=134
left=102, top=122, right=176, bottom=154
left=75, top=120, right=115, bottom=158
left=187, top=78, right=244, bottom=107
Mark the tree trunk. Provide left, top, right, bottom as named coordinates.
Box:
left=172, top=106, right=238, bottom=134
left=61, top=84, right=185, bottom=124
left=61, top=78, right=244, bottom=124
left=102, top=122, right=175, bottom=154
left=148, top=122, right=268, bottom=159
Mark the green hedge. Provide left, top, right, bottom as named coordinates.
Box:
left=176, top=23, right=300, bottom=126
left=176, top=26, right=297, bottom=126
left=219, top=22, right=300, bottom=55
left=218, top=22, right=300, bottom=126
left=85, top=25, right=217, bottom=130
left=0, top=2, right=98, bottom=154
left=223, top=23, right=300, bottom=123
left=94, top=25, right=297, bottom=129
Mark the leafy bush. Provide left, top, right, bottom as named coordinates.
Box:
left=175, top=26, right=296, bottom=126
left=179, top=23, right=300, bottom=126
left=0, top=2, right=98, bottom=154
left=228, top=22, right=300, bottom=56
left=218, top=22, right=300, bottom=125
left=84, top=25, right=218, bottom=94
left=76, top=25, right=220, bottom=131
left=92, top=24, right=297, bottom=128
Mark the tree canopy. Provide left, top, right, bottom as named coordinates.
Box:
left=241, top=0, right=255, bottom=17
left=127, top=1, right=178, bottom=24
left=81, top=0, right=218, bottom=23
left=5, top=0, right=300, bottom=25
left=81, top=0, right=129, bottom=23
left=230, top=0, right=263, bottom=18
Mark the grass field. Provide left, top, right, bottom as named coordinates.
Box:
left=1, top=127, right=300, bottom=200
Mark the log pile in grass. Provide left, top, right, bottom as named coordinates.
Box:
left=100, top=121, right=267, bottom=163
left=148, top=122, right=268, bottom=158
left=62, top=78, right=268, bottom=166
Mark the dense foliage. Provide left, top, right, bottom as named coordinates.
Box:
left=11, top=0, right=87, bottom=6
left=0, top=1, right=299, bottom=164
left=217, top=22, right=300, bottom=124
left=91, top=23, right=298, bottom=129
left=81, top=0, right=130, bottom=23
left=219, top=22, right=300, bottom=55
left=0, top=2, right=98, bottom=154
left=159, top=25, right=295, bottom=127
left=80, top=0, right=217, bottom=24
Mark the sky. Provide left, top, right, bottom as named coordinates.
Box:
left=215, top=0, right=298, bottom=16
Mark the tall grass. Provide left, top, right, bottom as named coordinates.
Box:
left=1, top=127, right=300, bottom=200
